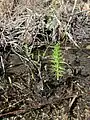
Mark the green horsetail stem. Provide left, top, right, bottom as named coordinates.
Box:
left=51, top=43, right=64, bottom=80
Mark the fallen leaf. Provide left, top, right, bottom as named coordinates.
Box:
left=86, top=45, right=90, bottom=50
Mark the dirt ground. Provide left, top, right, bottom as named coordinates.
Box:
left=0, top=0, right=90, bottom=120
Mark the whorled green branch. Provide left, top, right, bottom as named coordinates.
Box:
left=51, top=43, right=64, bottom=80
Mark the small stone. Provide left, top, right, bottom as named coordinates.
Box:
left=86, top=45, right=90, bottom=50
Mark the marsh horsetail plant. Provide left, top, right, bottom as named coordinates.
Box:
left=51, top=43, right=64, bottom=80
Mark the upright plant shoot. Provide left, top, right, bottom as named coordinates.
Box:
left=52, top=43, right=64, bottom=80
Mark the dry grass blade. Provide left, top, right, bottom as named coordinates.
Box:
left=65, top=31, right=80, bottom=48
left=0, top=56, right=5, bottom=74
left=65, top=0, right=78, bottom=30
